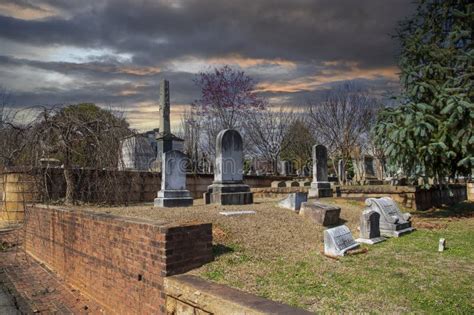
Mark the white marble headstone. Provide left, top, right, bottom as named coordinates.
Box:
left=324, top=225, right=359, bottom=256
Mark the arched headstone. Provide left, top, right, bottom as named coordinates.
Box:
left=215, top=129, right=243, bottom=183
left=204, top=129, right=253, bottom=205
left=355, top=210, right=386, bottom=244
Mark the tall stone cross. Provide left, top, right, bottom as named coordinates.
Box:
left=159, top=79, right=171, bottom=135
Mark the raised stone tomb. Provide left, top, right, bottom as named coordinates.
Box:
left=299, top=202, right=340, bottom=226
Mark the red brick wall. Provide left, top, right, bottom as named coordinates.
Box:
left=24, top=206, right=212, bottom=314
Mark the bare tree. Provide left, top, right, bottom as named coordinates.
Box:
left=179, top=107, right=202, bottom=172
left=243, top=107, right=296, bottom=174
left=35, top=104, right=131, bottom=205
left=280, top=118, right=315, bottom=175
left=308, top=82, right=381, bottom=182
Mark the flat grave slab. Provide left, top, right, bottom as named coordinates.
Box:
left=219, top=211, right=256, bottom=216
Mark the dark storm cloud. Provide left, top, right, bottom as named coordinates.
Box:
left=0, top=0, right=414, bottom=129
left=0, top=0, right=414, bottom=67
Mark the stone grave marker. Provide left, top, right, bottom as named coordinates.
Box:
left=219, top=211, right=256, bottom=216
left=204, top=129, right=253, bottom=205
left=355, top=210, right=386, bottom=244
left=285, top=180, right=299, bottom=187
left=271, top=181, right=286, bottom=188
left=278, top=192, right=308, bottom=212
left=324, top=225, right=360, bottom=256
left=154, top=150, right=193, bottom=207
left=308, top=145, right=333, bottom=198
left=338, top=159, right=345, bottom=183
left=299, top=202, right=340, bottom=226
left=365, top=197, right=414, bottom=237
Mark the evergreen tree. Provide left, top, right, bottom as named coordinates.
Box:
left=374, top=0, right=473, bottom=186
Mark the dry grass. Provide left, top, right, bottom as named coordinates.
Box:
left=69, top=198, right=474, bottom=313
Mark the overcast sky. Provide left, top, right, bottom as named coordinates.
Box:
left=0, top=0, right=415, bottom=130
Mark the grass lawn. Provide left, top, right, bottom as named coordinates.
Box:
left=84, top=198, right=474, bottom=313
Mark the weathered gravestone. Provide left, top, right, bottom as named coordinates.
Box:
left=308, top=145, right=333, bottom=198
left=219, top=211, right=256, bottom=216
left=271, top=180, right=286, bottom=188
left=204, top=129, right=253, bottom=205
left=355, top=210, right=386, bottom=244
left=324, top=225, right=360, bottom=256
left=280, top=160, right=293, bottom=176
left=285, top=180, right=299, bottom=187
left=338, top=159, right=345, bottom=183
left=365, top=197, right=414, bottom=237
left=363, top=156, right=383, bottom=185
left=154, top=150, right=193, bottom=207
left=278, top=192, right=308, bottom=212
left=299, top=202, right=340, bottom=226
left=299, top=180, right=311, bottom=187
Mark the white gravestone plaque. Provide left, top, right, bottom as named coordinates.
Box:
left=324, top=225, right=359, bottom=256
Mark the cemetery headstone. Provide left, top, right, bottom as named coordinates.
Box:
left=278, top=192, right=308, bottom=212
left=299, top=180, right=311, bottom=187
left=299, top=202, right=340, bottom=226
left=324, top=225, right=360, bottom=256
left=355, top=210, right=386, bottom=244
left=285, top=180, right=299, bottom=187
left=154, top=150, right=193, bottom=207
left=280, top=160, right=293, bottom=176
left=338, top=159, right=345, bottom=184
left=365, top=197, right=414, bottom=237
left=271, top=181, right=286, bottom=188
left=204, top=129, right=253, bottom=205
left=219, top=211, right=256, bottom=216
left=308, top=145, right=333, bottom=198
left=363, top=156, right=383, bottom=185
left=438, top=238, right=446, bottom=252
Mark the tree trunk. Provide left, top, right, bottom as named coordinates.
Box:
left=64, top=167, right=75, bottom=205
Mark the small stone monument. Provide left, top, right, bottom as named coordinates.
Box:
left=299, top=202, right=340, bottom=226
left=154, top=150, right=193, bottom=207
left=308, top=145, right=333, bottom=198
left=204, top=129, right=253, bottom=205
left=280, top=160, right=293, bottom=176
left=324, top=225, right=360, bottom=256
left=365, top=197, right=414, bottom=237
left=271, top=181, right=286, bottom=188
left=278, top=192, right=308, bottom=212
left=355, top=210, right=386, bottom=244
left=438, top=238, right=446, bottom=252
left=363, top=156, right=383, bottom=185
left=285, top=180, right=299, bottom=187
left=338, top=159, right=345, bottom=184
